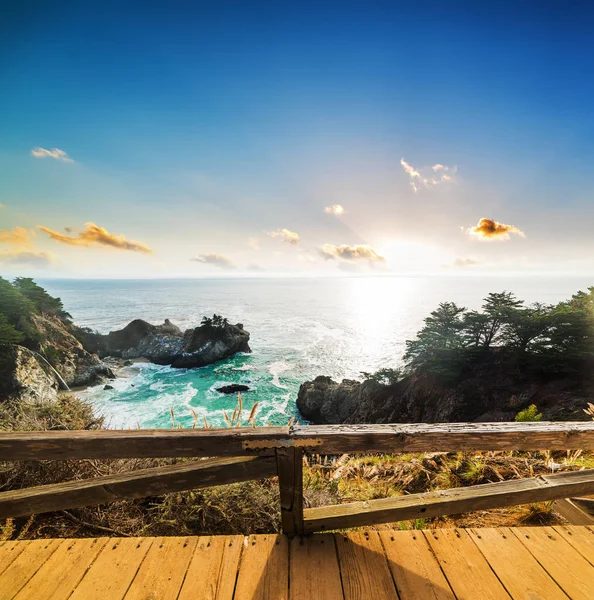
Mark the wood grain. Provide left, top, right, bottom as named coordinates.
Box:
left=424, top=529, right=510, bottom=600
left=177, top=535, right=243, bottom=600
left=511, top=526, right=594, bottom=600
left=379, top=530, right=455, bottom=600
left=553, top=525, right=594, bottom=565
left=276, top=448, right=304, bottom=536
left=289, top=534, right=343, bottom=600
left=2, top=422, right=594, bottom=461
left=234, top=534, right=289, bottom=600
left=0, top=455, right=277, bottom=518
left=467, top=527, right=566, bottom=600
left=303, top=468, right=594, bottom=532
left=334, top=531, right=397, bottom=600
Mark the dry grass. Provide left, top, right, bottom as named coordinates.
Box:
left=1, top=394, right=592, bottom=540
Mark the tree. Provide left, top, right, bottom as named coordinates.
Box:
left=13, top=277, right=68, bottom=317
left=499, top=303, right=553, bottom=353
left=480, top=291, right=524, bottom=347
left=0, top=277, right=36, bottom=325
left=404, top=302, right=467, bottom=375
left=0, top=314, right=23, bottom=344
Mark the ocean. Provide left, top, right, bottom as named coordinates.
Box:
left=40, top=276, right=594, bottom=429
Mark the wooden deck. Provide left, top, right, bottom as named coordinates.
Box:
left=2, top=526, right=594, bottom=599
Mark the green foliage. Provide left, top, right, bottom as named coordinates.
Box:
left=360, top=367, right=402, bottom=385
left=12, top=277, right=69, bottom=318
left=0, top=315, right=24, bottom=344
left=0, top=277, right=36, bottom=325
left=403, top=287, right=594, bottom=381
left=515, top=404, right=543, bottom=422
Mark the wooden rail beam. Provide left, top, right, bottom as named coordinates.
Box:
left=303, top=468, right=594, bottom=533
left=0, top=455, right=277, bottom=519
left=1, top=422, right=594, bottom=461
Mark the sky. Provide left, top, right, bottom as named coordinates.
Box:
left=2, top=1, right=594, bottom=278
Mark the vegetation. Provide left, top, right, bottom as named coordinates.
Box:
left=359, top=367, right=403, bottom=386
left=515, top=404, right=543, bottom=422
left=201, top=314, right=230, bottom=329
left=403, top=289, right=594, bottom=381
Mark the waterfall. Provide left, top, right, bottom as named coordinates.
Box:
left=25, top=347, right=71, bottom=392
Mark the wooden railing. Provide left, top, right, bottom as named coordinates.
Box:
left=1, top=422, right=594, bottom=535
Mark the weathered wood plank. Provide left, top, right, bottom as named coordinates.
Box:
left=0, top=541, right=27, bottom=576
left=553, top=525, right=594, bottom=565
left=303, top=468, right=594, bottom=532
left=0, top=427, right=287, bottom=460
left=13, top=538, right=109, bottom=600
left=467, top=527, right=567, bottom=600
left=0, top=455, right=277, bottom=518
left=292, top=422, right=594, bottom=453
left=553, top=498, right=594, bottom=525
left=424, top=529, right=510, bottom=600
left=289, top=534, right=343, bottom=600
left=276, top=448, right=304, bottom=536
left=3, top=422, right=594, bottom=461
left=123, top=536, right=197, bottom=600
left=234, top=534, right=289, bottom=600
left=334, top=531, right=398, bottom=600
left=69, top=537, right=153, bottom=600
left=0, top=539, right=63, bottom=600
left=177, top=535, right=243, bottom=600
left=379, top=530, right=455, bottom=600
left=511, top=526, right=594, bottom=599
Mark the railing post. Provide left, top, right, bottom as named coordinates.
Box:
left=275, top=447, right=304, bottom=536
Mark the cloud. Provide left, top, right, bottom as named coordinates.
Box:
left=191, top=253, right=236, bottom=270
left=444, top=257, right=483, bottom=269
left=324, top=204, right=345, bottom=216
left=31, top=147, right=74, bottom=163
left=400, top=158, right=457, bottom=193
left=248, top=237, right=260, bottom=250
left=38, top=222, right=153, bottom=253
left=467, top=218, right=525, bottom=241
left=267, top=228, right=300, bottom=245
left=0, top=250, right=54, bottom=267
left=318, top=243, right=386, bottom=262
left=0, top=227, right=33, bottom=245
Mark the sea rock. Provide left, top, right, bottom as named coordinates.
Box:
left=216, top=384, right=250, bottom=394
left=95, top=318, right=251, bottom=369
left=0, top=345, right=59, bottom=403
left=104, top=384, right=114, bottom=390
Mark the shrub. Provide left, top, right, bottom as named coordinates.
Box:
left=515, top=404, right=543, bottom=422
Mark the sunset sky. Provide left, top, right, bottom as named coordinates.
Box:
left=2, top=1, right=594, bottom=278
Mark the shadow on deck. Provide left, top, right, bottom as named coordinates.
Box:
left=2, top=526, right=594, bottom=599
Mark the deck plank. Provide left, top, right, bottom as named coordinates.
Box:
left=379, top=530, right=455, bottom=600
left=334, top=531, right=397, bottom=600
left=13, top=537, right=108, bottom=600
left=234, top=534, right=289, bottom=600
left=468, top=527, right=566, bottom=600
left=0, top=541, right=28, bottom=576
left=123, top=536, right=197, bottom=600
left=553, top=525, right=594, bottom=565
left=69, top=537, right=153, bottom=600
left=511, top=526, right=594, bottom=600
left=424, top=529, right=510, bottom=600
left=177, top=535, right=243, bottom=600
left=0, top=539, right=63, bottom=600
left=290, top=534, right=344, bottom=600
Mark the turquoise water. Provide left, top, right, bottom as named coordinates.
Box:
left=40, top=276, right=594, bottom=429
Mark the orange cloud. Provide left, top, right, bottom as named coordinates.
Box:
left=318, top=243, right=385, bottom=262
left=267, top=228, right=300, bottom=244
left=38, top=222, right=153, bottom=253
left=468, top=218, right=525, bottom=241
left=0, top=227, right=33, bottom=245
left=0, top=250, right=54, bottom=267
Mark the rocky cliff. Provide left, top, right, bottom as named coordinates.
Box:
left=91, top=318, right=251, bottom=368
left=297, top=354, right=594, bottom=424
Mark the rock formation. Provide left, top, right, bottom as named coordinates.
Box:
left=93, top=319, right=251, bottom=369
left=297, top=354, right=594, bottom=424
